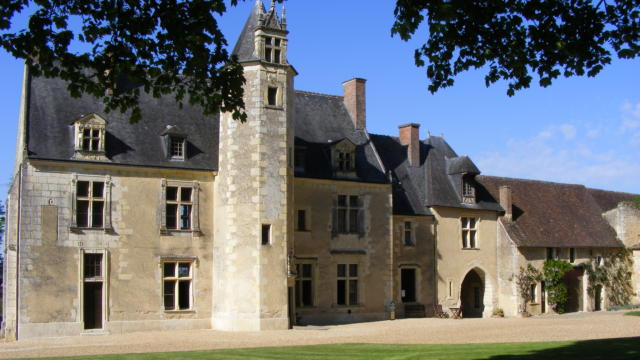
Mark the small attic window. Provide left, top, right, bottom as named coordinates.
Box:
left=338, top=151, right=355, bottom=171
left=170, top=136, right=186, bottom=160
left=72, top=114, right=108, bottom=161
left=264, top=36, right=282, bottom=64
left=462, top=176, right=476, bottom=204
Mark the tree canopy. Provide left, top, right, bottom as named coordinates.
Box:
left=1, top=1, right=638, bottom=123
left=392, top=0, right=640, bottom=96
left=1, top=0, right=250, bottom=123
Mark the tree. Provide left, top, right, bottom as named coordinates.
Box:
left=0, top=0, right=259, bottom=123
left=515, top=264, right=542, bottom=312
left=392, top=0, right=640, bottom=96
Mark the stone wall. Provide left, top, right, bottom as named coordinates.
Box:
left=5, top=161, right=214, bottom=339
left=293, top=178, right=392, bottom=324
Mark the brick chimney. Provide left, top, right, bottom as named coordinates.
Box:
left=398, top=123, right=420, bottom=167
left=499, top=185, right=513, bottom=221
left=342, top=78, right=366, bottom=130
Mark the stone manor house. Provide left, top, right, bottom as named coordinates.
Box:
left=3, top=1, right=640, bottom=340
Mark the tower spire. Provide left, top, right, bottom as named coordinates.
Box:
left=281, top=3, right=286, bottom=27
left=270, top=0, right=275, bottom=11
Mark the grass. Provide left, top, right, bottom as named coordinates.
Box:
left=625, top=311, right=640, bottom=316
left=16, top=338, right=640, bottom=360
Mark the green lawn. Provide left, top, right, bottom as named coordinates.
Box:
left=625, top=311, right=640, bottom=316
left=18, top=338, right=640, bottom=360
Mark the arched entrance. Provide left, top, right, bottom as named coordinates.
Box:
left=460, top=269, right=485, bottom=318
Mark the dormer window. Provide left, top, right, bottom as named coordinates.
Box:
left=170, top=136, right=186, bottom=160
left=72, top=113, right=108, bottom=161
left=338, top=151, right=354, bottom=171
left=162, top=125, right=188, bottom=161
left=462, top=176, right=476, bottom=203
left=264, top=36, right=282, bottom=64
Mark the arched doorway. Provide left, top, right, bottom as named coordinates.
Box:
left=460, top=269, right=485, bottom=318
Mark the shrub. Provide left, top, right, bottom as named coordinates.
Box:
left=493, top=308, right=504, bottom=317
left=584, top=249, right=634, bottom=307
left=543, top=259, right=573, bottom=314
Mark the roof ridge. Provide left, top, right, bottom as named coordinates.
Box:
left=294, top=90, right=343, bottom=99
left=479, top=175, right=586, bottom=188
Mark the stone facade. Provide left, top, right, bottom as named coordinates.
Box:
left=3, top=0, right=640, bottom=340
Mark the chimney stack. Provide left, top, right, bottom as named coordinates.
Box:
left=342, top=78, right=366, bottom=130
left=499, top=185, right=513, bottom=221
left=398, top=123, right=420, bottom=167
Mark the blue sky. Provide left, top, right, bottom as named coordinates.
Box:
left=0, top=0, right=639, bottom=197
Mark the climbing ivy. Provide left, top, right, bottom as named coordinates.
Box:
left=515, top=264, right=542, bottom=311
left=583, top=249, right=634, bottom=307
left=543, top=259, right=573, bottom=314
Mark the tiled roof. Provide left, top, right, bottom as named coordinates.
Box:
left=478, top=176, right=626, bottom=248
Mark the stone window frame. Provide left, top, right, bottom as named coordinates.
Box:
left=460, top=216, right=479, bottom=249
left=336, top=195, right=361, bottom=235
left=263, top=35, right=283, bottom=64
left=264, top=84, right=283, bottom=109
left=160, top=256, right=197, bottom=313
left=70, top=174, right=113, bottom=233
left=72, top=113, right=108, bottom=161
left=336, top=263, right=360, bottom=306
left=160, top=179, right=200, bottom=235
left=462, top=176, right=476, bottom=204
left=331, top=139, right=357, bottom=178
left=78, top=248, right=109, bottom=329
left=296, top=207, right=311, bottom=232
left=295, top=260, right=316, bottom=308
left=169, top=136, right=186, bottom=161
left=403, top=220, right=415, bottom=246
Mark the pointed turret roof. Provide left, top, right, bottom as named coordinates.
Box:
left=231, top=0, right=287, bottom=63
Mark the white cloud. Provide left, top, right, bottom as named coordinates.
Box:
left=476, top=110, right=640, bottom=193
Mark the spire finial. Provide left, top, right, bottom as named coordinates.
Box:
left=281, top=3, right=287, bottom=26
left=270, top=0, right=276, bottom=11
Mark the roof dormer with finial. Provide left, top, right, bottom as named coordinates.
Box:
left=232, top=0, right=289, bottom=66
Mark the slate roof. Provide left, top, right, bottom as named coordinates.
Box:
left=587, top=188, right=637, bottom=213
left=25, top=75, right=219, bottom=171
left=422, top=136, right=502, bottom=212
left=293, top=91, right=387, bottom=184
left=477, top=176, right=625, bottom=248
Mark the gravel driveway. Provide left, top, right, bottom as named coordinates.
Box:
left=0, top=311, right=638, bottom=359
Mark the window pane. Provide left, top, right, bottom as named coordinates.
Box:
left=166, top=204, right=178, bottom=229
left=265, top=37, right=272, bottom=45
left=166, top=187, right=178, bottom=201
left=92, top=201, right=104, bottom=228
left=84, top=253, right=102, bottom=278
left=82, top=129, right=91, bottom=150
left=164, top=280, right=176, bottom=310
left=274, top=38, right=281, bottom=47
left=461, top=218, right=468, bottom=228
left=349, top=279, right=358, bottom=305
left=338, top=209, right=347, bottom=233
left=268, top=87, right=277, bottom=106
left=297, top=210, right=306, bottom=231
left=302, top=280, right=312, bottom=306
left=92, top=182, right=104, bottom=198
left=178, top=280, right=190, bottom=310
left=469, top=218, right=476, bottom=228
left=462, top=230, right=468, bottom=248
left=470, top=231, right=476, bottom=248
left=180, top=205, right=192, bottom=230
left=164, top=262, right=175, bottom=277
left=349, top=196, right=359, bottom=207
left=338, top=195, right=347, bottom=207
left=337, top=279, right=346, bottom=305
left=349, top=264, right=358, bottom=277
left=180, top=187, right=192, bottom=202
left=404, top=230, right=412, bottom=245
left=302, top=264, right=312, bottom=278
left=337, top=264, right=346, bottom=277
left=349, top=209, right=358, bottom=233
left=274, top=49, right=281, bottom=64
left=77, top=200, right=89, bottom=227
left=178, top=263, right=190, bottom=278
left=77, top=181, right=90, bottom=197
left=404, top=221, right=411, bottom=230
left=265, top=49, right=272, bottom=62
left=262, top=224, right=271, bottom=245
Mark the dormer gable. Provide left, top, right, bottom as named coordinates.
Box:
left=446, top=155, right=480, bottom=204
left=331, top=138, right=357, bottom=178
left=71, top=113, right=109, bottom=162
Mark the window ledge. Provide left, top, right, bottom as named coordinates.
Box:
left=333, top=304, right=364, bottom=308
left=160, top=229, right=202, bottom=236
left=264, top=105, right=284, bottom=110
left=295, top=229, right=311, bottom=233
left=164, top=310, right=196, bottom=314
left=403, top=244, right=416, bottom=247
left=70, top=226, right=114, bottom=234
left=462, top=247, right=480, bottom=251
